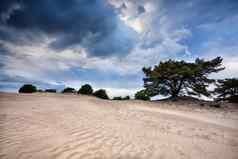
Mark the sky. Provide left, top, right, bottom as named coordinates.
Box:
left=0, top=0, right=238, bottom=97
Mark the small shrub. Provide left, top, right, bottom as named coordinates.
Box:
left=19, top=84, right=37, bottom=93
left=113, top=96, right=123, bottom=100
left=62, top=87, right=76, bottom=93
left=45, top=89, right=57, bottom=93
left=78, top=84, right=93, bottom=95
left=93, top=89, right=109, bottom=99
left=113, top=96, right=130, bottom=100
left=135, top=90, right=150, bottom=101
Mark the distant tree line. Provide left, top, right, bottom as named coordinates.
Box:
left=135, top=57, right=238, bottom=103
left=18, top=84, right=109, bottom=100
left=18, top=57, right=238, bottom=103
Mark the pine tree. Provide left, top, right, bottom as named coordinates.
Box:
left=143, top=57, right=224, bottom=99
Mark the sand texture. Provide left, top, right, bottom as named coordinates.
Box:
left=0, top=93, right=238, bottom=159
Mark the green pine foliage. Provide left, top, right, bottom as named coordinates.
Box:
left=142, top=57, right=224, bottom=99
left=215, top=78, right=238, bottom=103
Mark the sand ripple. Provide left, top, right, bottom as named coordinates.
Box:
left=0, top=93, right=238, bottom=159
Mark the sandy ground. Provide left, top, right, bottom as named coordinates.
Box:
left=0, top=93, right=238, bottom=159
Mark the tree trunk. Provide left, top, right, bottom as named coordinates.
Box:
left=171, top=91, right=178, bottom=101
left=170, top=79, right=184, bottom=101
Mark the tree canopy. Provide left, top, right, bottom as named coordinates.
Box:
left=215, top=78, right=238, bottom=103
left=62, top=87, right=76, bottom=93
left=78, top=84, right=93, bottom=95
left=142, top=57, right=224, bottom=99
left=19, top=84, right=37, bottom=93
left=93, top=89, right=109, bottom=99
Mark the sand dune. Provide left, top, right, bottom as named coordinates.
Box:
left=0, top=93, right=238, bottom=159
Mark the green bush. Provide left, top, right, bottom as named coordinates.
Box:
left=135, top=90, right=150, bottom=101
left=113, top=96, right=130, bottom=100
left=62, top=87, right=76, bottom=93
left=78, top=84, right=93, bottom=95
left=93, top=89, right=109, bottom=99
left=19, top=84, right=37, bottom=93
left=113, top=96, right=123, bottom=100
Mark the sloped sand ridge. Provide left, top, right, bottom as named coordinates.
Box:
left=0, top=93, right=238, bottom=159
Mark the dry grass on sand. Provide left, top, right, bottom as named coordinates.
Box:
left=0, top=92, right=238, bottom=159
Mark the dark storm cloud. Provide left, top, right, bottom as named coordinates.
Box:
left=7, top=0, right=114, bottom=34
left=0, top=0, right=18, bottom=15
left=0, top=0, right=136, bottom=57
